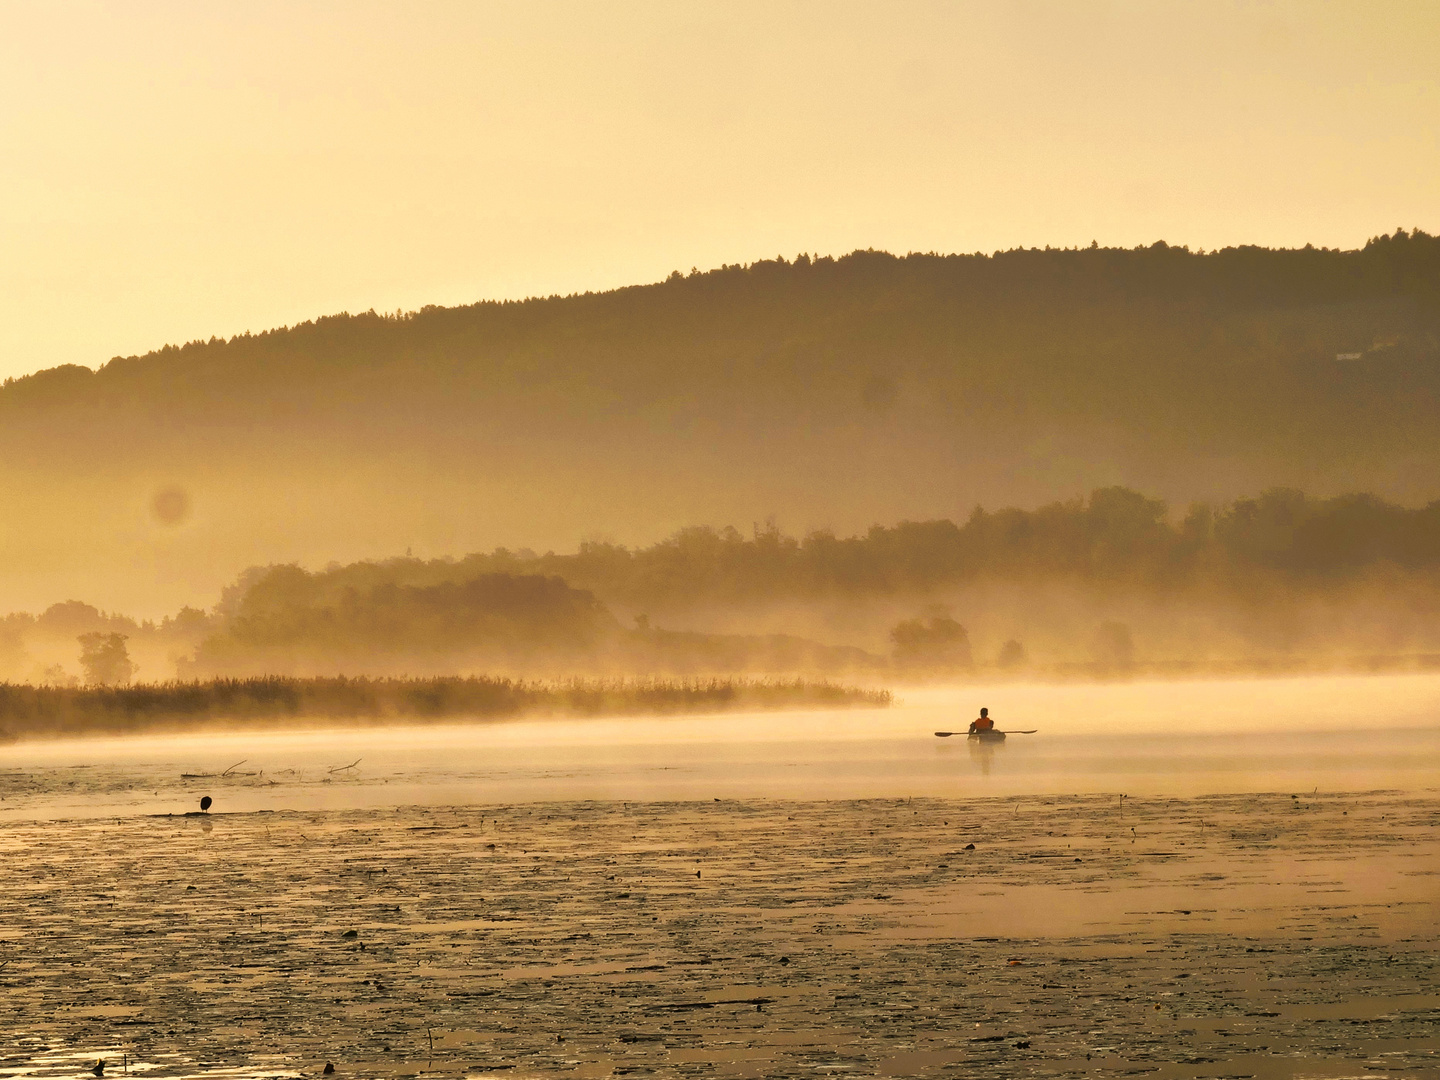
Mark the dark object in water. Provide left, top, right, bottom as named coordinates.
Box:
left=323, top=1064, right=335, bottom=1075
left=91, top=1062, right=105, bottom=1077
left=200, top=796, right=212, bottom=812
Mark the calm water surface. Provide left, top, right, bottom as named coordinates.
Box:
left=2, top=673, right=1438, bottom=820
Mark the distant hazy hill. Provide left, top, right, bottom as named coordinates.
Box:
left=2, top=230, right=1437, bottom=614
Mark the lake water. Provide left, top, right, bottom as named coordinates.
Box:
left=2, top=672, right=1438, bottom=820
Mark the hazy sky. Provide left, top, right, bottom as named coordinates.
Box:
left=1, top=0, right=1436, bottom=380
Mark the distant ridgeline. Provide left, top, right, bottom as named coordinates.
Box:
left=6, top=231, right=1437, bottom=459
left=0, top=231, right=1438, bottom=619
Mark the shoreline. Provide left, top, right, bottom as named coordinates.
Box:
left=0, top=674, right=891, bottom=744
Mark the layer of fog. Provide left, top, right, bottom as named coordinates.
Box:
left=5, top=674, right=1437, bottom=821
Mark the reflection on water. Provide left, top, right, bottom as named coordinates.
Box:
left=967, top=734, right=999, bottom=775
left=1, top=672, right=1439, bottom=819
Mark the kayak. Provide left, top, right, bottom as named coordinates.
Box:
left=934, top=728, right=1036, bottom=739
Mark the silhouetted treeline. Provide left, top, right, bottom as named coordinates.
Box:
left=191, top=572, right=614, bottom=675
left=10, top=485, right=1440, bottom=682
left=181, top=570, right=880, bottom=677
left=241, top=487, right=1440, bottom=612
left=1, top=600, right=208, bottom=642
left=0, top=600, right=211, bottom=686
left=0, top=676, right=890, bottom=740
left=129, top=484, right=1440, bottom=678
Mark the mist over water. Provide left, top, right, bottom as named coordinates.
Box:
left=4, top=673, right=1437, bottom=821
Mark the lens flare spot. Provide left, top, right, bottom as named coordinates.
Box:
left=151, top=486, right=191, bottom=525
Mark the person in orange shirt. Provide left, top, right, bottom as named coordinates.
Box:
left=968, top=708, right=994, bottom=734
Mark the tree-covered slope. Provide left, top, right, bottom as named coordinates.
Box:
left=1, top=231, right=1437, bottom=615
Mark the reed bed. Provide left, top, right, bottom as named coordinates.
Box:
left=0, top=675, right=891, bottom=740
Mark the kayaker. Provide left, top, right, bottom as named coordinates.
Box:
left=968, top=708, right=995, bottom=734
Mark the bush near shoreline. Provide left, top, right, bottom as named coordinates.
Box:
left=0, top=675, right=891, bottom=741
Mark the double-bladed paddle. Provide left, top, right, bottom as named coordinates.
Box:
left=934, top=729, right=1038, bottom=737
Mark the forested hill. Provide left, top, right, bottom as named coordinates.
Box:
left=2, top=230, right=1438, bottom=616
left=7, top=230, right=1439, bottom=435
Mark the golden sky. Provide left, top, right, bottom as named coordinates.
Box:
left=1, top=0, right=1436, bottom=380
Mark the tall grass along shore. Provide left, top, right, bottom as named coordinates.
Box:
left=0, top=675, right=891, bottom=741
